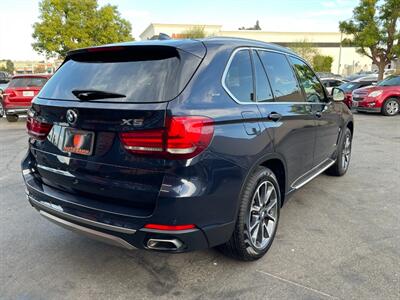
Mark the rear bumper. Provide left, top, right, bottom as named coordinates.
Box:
left=5, top=107, right=28, bottom=115
left=22, top=153, right=237, bottom=252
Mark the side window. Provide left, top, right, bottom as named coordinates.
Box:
left=332, top=80, right=342, bottom=87
left=253, top=51, right=273, bottom=102
left=224, top=50, right=254, bottom=102
left=257, top=51, right=303, bottom=102
left=289, top=57, right=326, bottom=103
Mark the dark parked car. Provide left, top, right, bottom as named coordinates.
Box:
left=22, top=38, right=353, bottom=261
left=0, top=71, right=11, bottom=83
left=0, top=82, right=8, bottom=117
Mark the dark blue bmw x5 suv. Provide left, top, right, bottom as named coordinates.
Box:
left=22, top=38, right=353, bottom=260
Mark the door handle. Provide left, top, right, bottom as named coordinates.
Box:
left=268, top=112, right=282, bottom=122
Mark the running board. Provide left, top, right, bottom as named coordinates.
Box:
left=291, top=159, right=335, bottom=190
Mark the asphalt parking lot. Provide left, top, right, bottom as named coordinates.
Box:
left=0, top=113, right=399, bottom=300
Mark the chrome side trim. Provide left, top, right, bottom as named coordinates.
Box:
left=221, top=46, right=329, bottom=105
left=29, top=196, right=136, bottom=234
left=291, top=159, right=335, bottom=190
left=39, top=210, right=136, bottom=250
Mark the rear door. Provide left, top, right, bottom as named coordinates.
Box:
left=255, top=50, right=317, bottom=186
left=30, top=43, right=205, bottom=213
left=223, top=49, right=262, bottom=136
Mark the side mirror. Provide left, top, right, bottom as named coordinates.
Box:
left=332, top=88, right=345, bottom=102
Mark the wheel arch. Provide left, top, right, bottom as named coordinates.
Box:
left=346, top=120, right=354, bottom=136
left=241, top=153, right=288, bottom=208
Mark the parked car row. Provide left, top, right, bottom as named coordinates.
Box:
left=319, top=72, right=399, bottom=116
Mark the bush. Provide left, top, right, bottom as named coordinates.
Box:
left=313, top=55, right=333, bottom=72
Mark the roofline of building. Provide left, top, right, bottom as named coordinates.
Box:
left=139, top=23, right=343, bottom=37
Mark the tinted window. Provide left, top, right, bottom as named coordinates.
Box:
left=253, top=52, right=273, bottom=102
left=257, top=51, right=303, bottom=102
left=290, top=57, right=325, bottom=103
left=225, top=50, right=254, bottom=102
left=39, top=47, right=201, bottom=103
left=8, top=77, right=47, bottom=88
left=378, top=75, right=400, bottom=86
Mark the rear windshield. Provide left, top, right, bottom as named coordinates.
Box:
left=39, top=46, right=202, bottom=103
left=9, top=77, right=48, bottom=88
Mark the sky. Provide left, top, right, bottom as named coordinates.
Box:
left=0, top=0, right=359, bottom=61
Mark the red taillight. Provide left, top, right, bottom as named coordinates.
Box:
left=26, top=115, right=53, bottom=140
left=144, top=224, right=196, bottom=231
left=4, top=89, right=16, bottom=99
left=120, top=116, right=214, bottom=159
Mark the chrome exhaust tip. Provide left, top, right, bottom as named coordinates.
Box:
left=147, top=238, right=183, bottom=251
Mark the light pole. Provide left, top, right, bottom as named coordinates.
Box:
left=338, top=31, right=343, bottom=74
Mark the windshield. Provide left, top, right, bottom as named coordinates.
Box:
left=8, top=77, right=48, bottom=88
left=378, top=76, right=400, bottom=87
left=39, top=46, right=202, bottom=103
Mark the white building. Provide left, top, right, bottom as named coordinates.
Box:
left=140, top=23, right=374, bottom=76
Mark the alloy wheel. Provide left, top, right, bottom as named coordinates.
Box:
left=342, top=134, right=352, bottom=171
left=247, top=180, right=278, bottom=250
left=0, top=101, right=3, bottom=117
left=386, top=100, right=399, bottom=115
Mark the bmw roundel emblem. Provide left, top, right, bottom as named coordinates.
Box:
left=66, top=109, right=78, bottom=124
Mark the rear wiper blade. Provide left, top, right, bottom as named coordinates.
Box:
left=72, top=89, right=126, bottom=101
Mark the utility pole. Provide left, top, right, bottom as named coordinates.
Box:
left=338, top=31, right=343, bottom=74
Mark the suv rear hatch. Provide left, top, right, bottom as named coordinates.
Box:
left=28, top=42, right=206, bottom=216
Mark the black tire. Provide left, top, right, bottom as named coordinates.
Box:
left=218, top=167, right=281, bottom=261
left=326, top=127, right=352, bottom=176
left=382, top=98, right=399, bottom=116
left=6, top=115, right=18, bottom=122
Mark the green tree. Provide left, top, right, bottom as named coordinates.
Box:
left=32, top=0, right=133, bottom=58
left=339, top=0, right=400, bottom=80
left=0, top=60, right=14, bottom=74
left=313, top=55, right=334, bottom=72
left=181, top=26, right=206, bottom=38
left=291, top=39, right=320, bottom=64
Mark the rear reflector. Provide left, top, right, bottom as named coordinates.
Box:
left=26, top=115, right=52, bottom=140
left=120, top=116, right=214, bottom=159
left=144, top=224, right=196, bottom=231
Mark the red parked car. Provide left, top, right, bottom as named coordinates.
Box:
left=338, top=77, right=377, bottom=108
left=2, top=74, right=51, bottom=122
left=352, top=75, right=400, bottom=116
